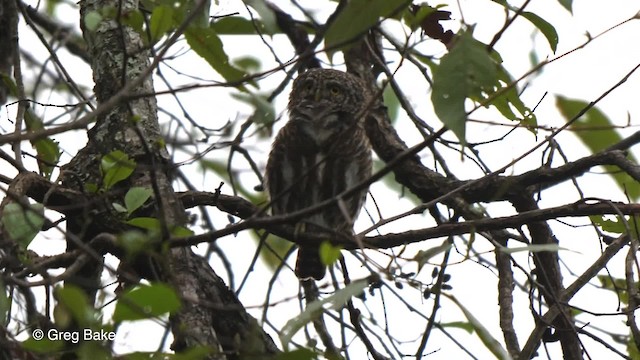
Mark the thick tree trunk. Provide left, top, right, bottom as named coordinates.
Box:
left=58, top=0, right=279, bottom=357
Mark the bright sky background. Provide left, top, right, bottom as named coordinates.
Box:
left=6, top=0, right=640, bottom=358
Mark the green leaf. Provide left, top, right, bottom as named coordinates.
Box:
left=112, top=202, right=128, bottom=213
left=55, top=285, right=94, bottom=327
left=234, top=56, right=261, bottom=71
left=520, top=11, right=558, bottom=53
left=84, top=11, right=103, bottom=31
left=126, top=217, right=161, bottom=231
left=413, top=240, right=451, bottom=272
left=0, top=280, right=9, bottom=327
left=212, top=16, right=270, bottom=35
left=491, top=2, right=558, bottom=53
left=500, top=244, right=566, bottom=254
left=122, top=9, right=144, bottom=33
left=590, top=215, right=628, bottom=234
left=556, top=96, right=640, bottom=199
left=2, top=203, right=45, bottom=249
left=628, top=334, right=640, bottom=359
left=24, top=108, right=44, bottom=130
left=118, top=230, right=157, bottom=256
left=0, top=73, right=18, bottom=97
left=123, top=346, right=213, bottom=360
left=556, top=96, right=624, bottom=152
left=556, top=0, right=572, bottom=13
left=319, top=241, right=342, bottom=266
left=101, top=150, right=136, bottom=190
left=185, top=26, right=248, bottom=84
left=383, top=84, right=400, bottom=123
left=597, top=275, right=629, bottom=304
left=182, top=0, right=211, bottom=28
left=489, top=64, right=537, bottom=132
left=325, top=0, right=407, bottom=59
left=280, top=279, right=368, bottom=350
left=274, top=348, right=317, bottom=360
left=171, top=225, right=194, bottom=237
left=231, top=92, right=275, bottom=125
left=259, top=234, right=295, bottom=274
left=125, top=187, right=153, bottom=215
left=171, top=346, right=215, bottom=360
left=449, top=295, right=511, bottom=359
left=33, top=138, right=61, bottom=179
left=440, top=321, right=474, bottom=333
left=23, top=109, right=61, bottom=178
left=85, top=183, right=99, bottom=193
left=149, top=5, right=174, bottom=43
left=125, top=217, right=192, bottom=237
left=113, top=283, right=181, bottom=321
left=431, top=31, right=497, bottom=144
left=22, top=337, right=64, bottom=353
left=402, top=5, right=437, bottom=31
left=77, top=342, right=112, bottom=359
left=244, top=0, right=279, bottom=35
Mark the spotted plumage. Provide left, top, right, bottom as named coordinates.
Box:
left=265, top=68, right=372, bottom=280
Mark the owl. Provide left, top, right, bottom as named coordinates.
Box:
left=265, top=68, right=373, bottom=280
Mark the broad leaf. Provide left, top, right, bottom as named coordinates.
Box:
left=490, top=1, right=558, bottom=52
left=33, top=138, right=61, bottom=179
left=557, top=0, right=572, bottom=13
left=383, top=85, right=400, bottom=123
left=0, top=280, right=9, bottom=327
left=84, top=11, right=103, bottom=31
left=22, top=337, right=64, bottom=353
left=500, top=244, right=565, bottom=254
left=590, top=215, right=640, bottom=234
left=449, top=295, right=511, bottom=359
left=185, top=26, right=248, bottom=84
left=274, top=348, right=317, bottom=360
left=520, top=11, right=558, bottom=53
left=124, top=187, right=153, bottom=215
left=126, top=217, right=161, bottom=231
left=489, top=64, right=537, bottom=132
left=101, top=150, right=136, bottom=190
left=212, top=16, right=270, bottom=35
left=325, top=0, right=407, bottom=59
left=54, top=285, right=94, bottom=327
left=431, top=31, right=497, bottom=144
left=319, top=241, right=342, bottom=266
left=280, top=279, right=368, bottom=349
left=113, top=283, right=181, bottom=321
left=231, top=92, right=275, bottom=126
left=121, top=8, right=144, bottom=34
left=118, top=230, right=156, bottom=256
left=2, top=203, right=45, bottom=249
left=414, top=240, right=451, bottom=272
left=149, top=5, right=174, bottom=43
left=440, top=321, right=474, bottom=333
left=556, top=96, right=640, bottom=199
left=598, top=275, right=629, bottom=304
left=243, top=0, right=279, bottom=35
left=24, top=109, right=61, bottom=179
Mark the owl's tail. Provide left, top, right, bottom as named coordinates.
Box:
left=295, top=246, right=325, bottom=280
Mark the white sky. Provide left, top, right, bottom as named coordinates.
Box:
left=5, top=0, right=640, bottom=358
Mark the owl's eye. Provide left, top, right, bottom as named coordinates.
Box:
left=303, top=82, right=314, bottom=92
left=329, top=86, right=341, bottom=96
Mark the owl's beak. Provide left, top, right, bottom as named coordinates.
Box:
left=296, top=103, right=332, bottom=123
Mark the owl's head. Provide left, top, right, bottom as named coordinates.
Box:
left=288, top=69, right=367, bottom=143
